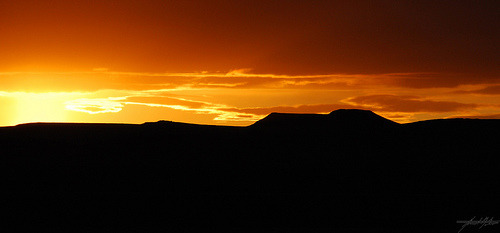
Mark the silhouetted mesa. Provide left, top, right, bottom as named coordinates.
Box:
left=250, top=109, right=398, bottom=133
left=328, top=109, right=398, bottom=126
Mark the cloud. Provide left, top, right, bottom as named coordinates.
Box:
left=123, top=96, right=211, bottom=109
left=62, top=94, right=263, bottom=122
left=447, top=113, right=500, bottom=119
left=6, top=69, right=497, bottom=92
left=384, top=73, right=500, bottom=89
left=65, top=97, right=125, bottom=114
left=453, top=85, right=500, bottom=95
left=345, top=94, right=478, bottom=113
left=220, top=103, right=354, bottom=116
left=65, top=96, right=213, bottom=115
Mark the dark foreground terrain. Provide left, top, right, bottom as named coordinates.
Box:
left=1, top=109, right=499, bottom=232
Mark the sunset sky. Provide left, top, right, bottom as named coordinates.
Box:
left=1, top=0, right=498, bottom=126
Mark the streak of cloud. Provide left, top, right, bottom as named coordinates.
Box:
left=220, top=104, right=354, bottom=116
left=65, top=97, right=126, bottom=114
left=3, top=70, right=498, bottom=93
left=453, top=85, right=500, bottom=95
left=345, top=95, right=479, bottom=113
left=63, top=94, right=263, bottom=122
left=448, top=113, right=500, bottom=119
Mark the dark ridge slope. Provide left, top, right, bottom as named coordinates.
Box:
left=250, top=109, right=398, bottom=133
left=328, top=109, right=398, bottom=127
left=1, top=109, right=500, bottom=232
left=250, top=112, right=327, bottom=129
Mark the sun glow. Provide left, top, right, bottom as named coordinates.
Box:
left=10, top=92, right=83, bottom=126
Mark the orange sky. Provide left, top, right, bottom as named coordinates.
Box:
left=0, top=0, right=499, bottom=126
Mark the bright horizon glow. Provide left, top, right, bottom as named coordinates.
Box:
left=6, top=92, right=81, bottom=126
left=0, top=69, right=498, bottom=127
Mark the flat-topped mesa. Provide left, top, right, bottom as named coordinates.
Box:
left=250, top=109, right=398, bottom=130
left=327, top=109, right=398, bottom=127
left=250, top=112, right=327, bottom=129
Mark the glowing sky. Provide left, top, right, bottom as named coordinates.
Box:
left=0, top=0, right=498, bottom=126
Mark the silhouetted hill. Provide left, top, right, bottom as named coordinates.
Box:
left=250, top=109, right=397, bottom=135
left=250, top=112, right=327, bottom=129
left=328, top=108, right=398, bottom=126
left=1, top=109, right=499, bottom=232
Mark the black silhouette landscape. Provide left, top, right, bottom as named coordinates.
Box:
left=1, top=109, right=499, bottom=232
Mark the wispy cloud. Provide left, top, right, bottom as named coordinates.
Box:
left=65, top=97, right=126, bottom=114
left=219, top=104, right=354, bottom=115
left=452, top=85, right=500, bottom=95
left=447, top=113, right=500, bottom=119
left=3, top=69, right=497, bottom=92
left=345, top=94, right=479, bottom=113
left=63, top=93, right=263, bottom=122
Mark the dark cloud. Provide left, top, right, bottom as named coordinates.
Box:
left=0, top=71, right=377, bottom=91
left=347, top=95, right=478, bottom=112
left=252, top=1, right=499, bottom=75
left=450, top=113, right=500, bottom=119
left=1, top=70, right=498, bottom=93
left=386, top=73, right=500, bottom=89
left=221, top=104, right=354, bottom=115
left=1, top=0, right=497, bottom=79
left=453, top=85, right=500, bottom=95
